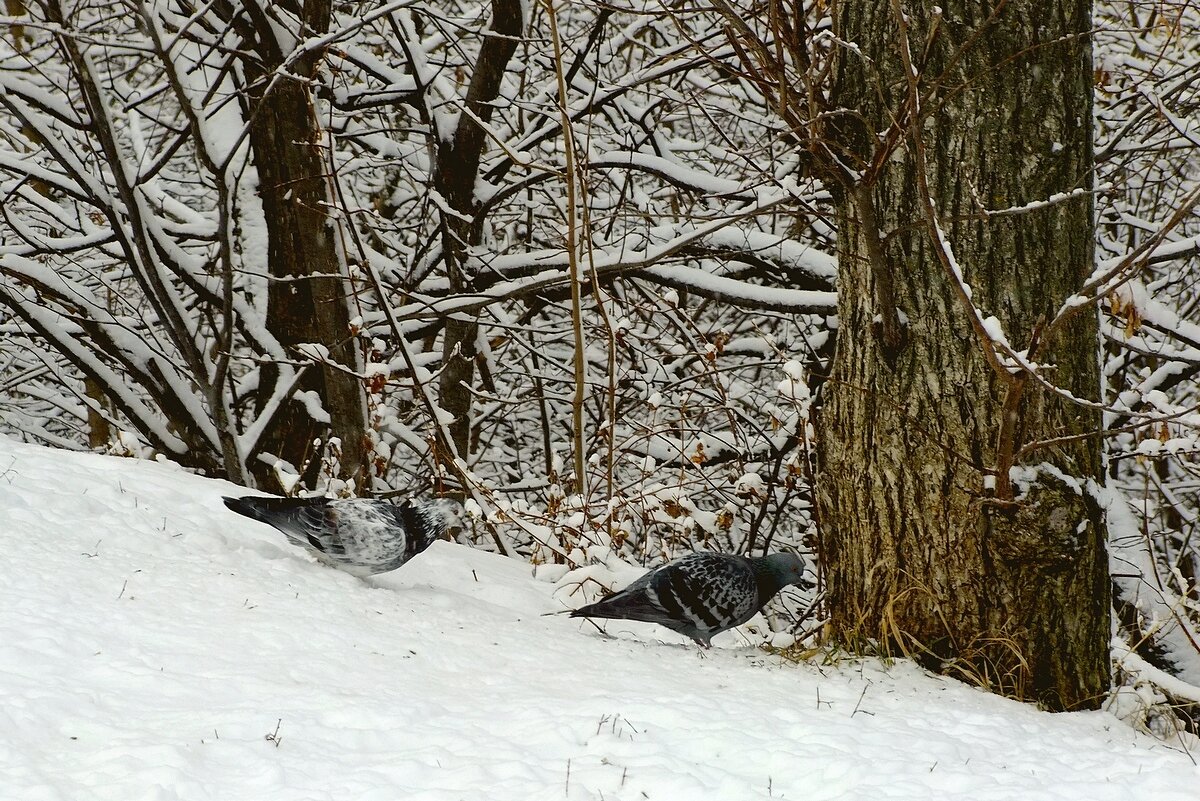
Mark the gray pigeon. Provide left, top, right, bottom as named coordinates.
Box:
left=222, top=494, right=461, bottom=577
left=569, top=552, right=811, bottom=647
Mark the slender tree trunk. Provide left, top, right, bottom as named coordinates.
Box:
left=244, top=0, right=368, bottom=492
left=436, top=0, right=524, bottom=462
left=84, top=377, right=112, bottom=449
left=818, top=0, right=1109, bottom=709
left=5, top=0, right=28, bottom=52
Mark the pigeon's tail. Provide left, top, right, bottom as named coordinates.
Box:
left=223, top=495, right=272, bottom=523
left=569, top=592, right=648, bottom=622
left=222, top=495, right=311, bottom=532
left=570, top=592, right=707, bottom=644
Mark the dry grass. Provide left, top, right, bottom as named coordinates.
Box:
left=781, top=577, right=1043, bottom=704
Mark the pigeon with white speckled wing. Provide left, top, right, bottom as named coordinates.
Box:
left=570, top=552, right=811, bottom=647
left=223, top=495, right=461, bottom=577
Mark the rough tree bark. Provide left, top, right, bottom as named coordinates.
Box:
left=817, top=0, right=1109, bottom=709
left=242, top=0, right=369, bottom=492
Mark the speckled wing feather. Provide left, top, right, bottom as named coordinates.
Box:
left=571, top=553, right=759, bottom=646
left=223, top=495, right=453, bottom=577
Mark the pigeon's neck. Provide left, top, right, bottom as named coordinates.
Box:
left=751, top=558, right=789, bottom=604
left=395, top=501, right=445, bottom=554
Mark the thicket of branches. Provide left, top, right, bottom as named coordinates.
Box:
left=1091, top=1, right=1200, bottom=730
left=0, top=0, right=1198, bottom=720
left=0, top=0, right=833, bottom=559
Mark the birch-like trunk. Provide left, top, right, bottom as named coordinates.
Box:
left=818, top=0, right=1109, bottom=710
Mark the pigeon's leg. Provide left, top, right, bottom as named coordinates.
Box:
left=581, top=618, right=618, bottom=640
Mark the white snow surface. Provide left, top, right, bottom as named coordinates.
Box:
left=1, top=437, right=1197, bottom=800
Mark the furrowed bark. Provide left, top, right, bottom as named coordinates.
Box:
left=818, top=0, right=1109, bottom=710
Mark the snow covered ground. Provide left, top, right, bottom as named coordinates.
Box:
left=1, top=436, right=1197, bottom=801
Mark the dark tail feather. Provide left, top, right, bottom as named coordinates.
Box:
left=570, top=593, right=644, bottom=621
left=223, top=495, right=277, bottom=525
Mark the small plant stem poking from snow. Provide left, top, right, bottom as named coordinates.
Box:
left=851, top=685, right=868, bottom=717
left=265, top=719, right=282, bottom=748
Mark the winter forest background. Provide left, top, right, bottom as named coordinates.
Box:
left=0, top=0, right=1198, bottom=726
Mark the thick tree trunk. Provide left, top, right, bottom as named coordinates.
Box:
left=817, top=0, right=1109, bottom=709
left=244, top=0, right=368, bottom=492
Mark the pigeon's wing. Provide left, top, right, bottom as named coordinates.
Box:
left=324, top=500, right=437, bottom=571
left=223, top=496, right=338, bottom=552
left=571, top=553, right=758, bottom=645
left=570, top=580, right=705, bottom=642
left=223, top=495, right=452, bottom=577
left=646, top=553, right=759, bottom=638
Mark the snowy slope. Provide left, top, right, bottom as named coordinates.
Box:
left=0, top=437, right=1196, bottom=801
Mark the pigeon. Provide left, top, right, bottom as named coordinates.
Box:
left=222, top=494, right=461, bottom=578
left=569, top=552, right=811, bottom=647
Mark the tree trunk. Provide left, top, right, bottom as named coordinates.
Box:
left=244, top=0, right=368, bottom=493
left=84, top=377, right=112, bottom=449
left=817, top=0, right=1109, bottom=709
left=435, top=0, right=524, bottom=461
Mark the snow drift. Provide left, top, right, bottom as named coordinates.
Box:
left=0, top=437, right=1196, bottom=800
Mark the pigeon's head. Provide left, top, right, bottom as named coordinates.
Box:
left=758, top=551, right=813, bottom=593
left=429, top=497, right=466, bottom=540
